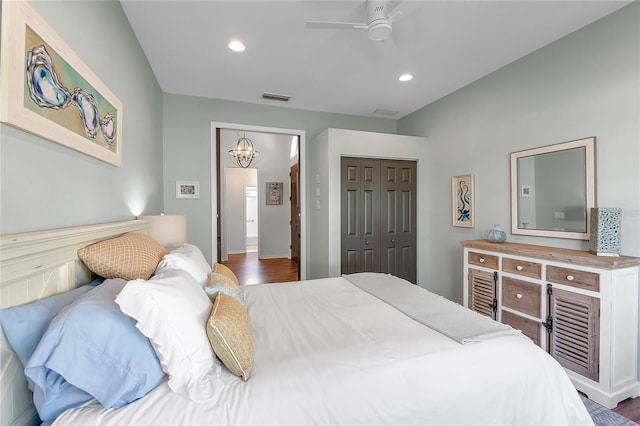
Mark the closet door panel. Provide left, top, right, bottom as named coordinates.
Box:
left=380, top=160, right=417, bottom=283
left=341, top=158, right=362, bottom=274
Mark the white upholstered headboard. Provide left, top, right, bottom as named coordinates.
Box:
left=0, top=220, right=149, bottom=426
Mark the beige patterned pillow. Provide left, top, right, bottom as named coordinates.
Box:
left=207, top=271, right=236, bottom=288
left=206, top=293, right=253, bottom=381
left=78, top=233, right=167, bottom=280
left=213, top=263, right=240, bottom=287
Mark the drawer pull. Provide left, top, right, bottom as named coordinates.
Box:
left=479, top=257, right=485, bottom=263
left=516, top=293, right=523, bottom=299
left=516, top=265, right=524, bottom=271
left=566, top=275, right=575, bottom=281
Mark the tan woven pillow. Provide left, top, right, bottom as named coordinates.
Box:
left=206, top=293, right=253, bottom=381
left=78, top=233, right=166, bottom=280
left=207, top=271, right=237, bottom=288
left=213, top=263, right=240, bottom=287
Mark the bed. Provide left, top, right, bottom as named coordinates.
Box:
left=0, top=220, right=593, bottom=425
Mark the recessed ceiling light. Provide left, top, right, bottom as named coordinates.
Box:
left=398, top=74, right=413, bottom=82
left=228, top=40, right=246, bottom=52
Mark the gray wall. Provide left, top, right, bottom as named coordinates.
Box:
left=0, top=0, right=164, bottom=234
left=161, top=93, right=397, bottom=268
left=223, top=167, right=257, bottom=256
left=398, top=3, right=639, bottom=304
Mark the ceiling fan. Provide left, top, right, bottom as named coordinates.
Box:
left=305, top=1, right=406, bottom=42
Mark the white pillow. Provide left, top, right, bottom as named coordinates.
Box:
left=155, top=243, right=211, bottom=286
left=115, top=270, right=222, bottom=400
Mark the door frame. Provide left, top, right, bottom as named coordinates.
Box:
left=211, top=122, right=306, bottom=280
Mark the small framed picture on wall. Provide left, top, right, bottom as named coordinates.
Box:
left=266, top=182, right=283, bottom=205
left=176, top=181, right=200, bottom=199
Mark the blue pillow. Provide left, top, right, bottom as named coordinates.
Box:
left=24, top=279, right=164, bottom=421
left=0, top=278, right=102, bottom=370
left=204, top=284, right=246, bottom=306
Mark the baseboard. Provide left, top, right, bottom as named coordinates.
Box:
left=258, top=254, right=291, bottom=260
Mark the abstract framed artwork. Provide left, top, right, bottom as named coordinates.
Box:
left=452, top=174, right=474, bottom=227
left=266, top=182, right=283, bottom=205
left=176, top=181, right=200, bottom=199
left=0, top=0, right=123, bottom=166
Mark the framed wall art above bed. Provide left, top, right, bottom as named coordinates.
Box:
left=0, top=0, right=123, bottom=166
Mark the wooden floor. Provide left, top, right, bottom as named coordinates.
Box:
left=613, top=396, right=640, bottom=422
left=222, top=252, right=298, bottom=285
left=223, top=252, right=640, bottom=421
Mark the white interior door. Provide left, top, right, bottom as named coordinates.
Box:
left=245, top=186, right=258, bottom=252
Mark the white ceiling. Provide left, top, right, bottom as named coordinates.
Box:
left=120, top=0, right=631, bottom=119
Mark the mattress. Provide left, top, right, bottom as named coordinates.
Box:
left=54, top=274, right=593, bottom=425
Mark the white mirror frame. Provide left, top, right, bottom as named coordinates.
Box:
left=510, top=137, right=596, bottom=240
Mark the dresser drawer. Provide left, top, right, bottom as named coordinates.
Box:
left=501, top=310, right=541, bottom=346
left=502, top=277, right=541, bottom=318
left=547, top=266, right=600, bottom=292
left=502, top=257, right=542, bottom=279
left=468, top=251, right=498, bottom=269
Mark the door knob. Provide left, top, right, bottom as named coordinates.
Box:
left=365, top=241, right=370, bottom=245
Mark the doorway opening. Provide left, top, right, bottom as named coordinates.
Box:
left=213, top=123, right=306, bottom=283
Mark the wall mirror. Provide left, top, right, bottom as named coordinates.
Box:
left=510, top=137, right=595, bottom=240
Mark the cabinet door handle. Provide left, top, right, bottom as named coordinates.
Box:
left=516, top=293, right=523, bottom=299
left=566, top=275, right=574, bottom=281
left=479, top=257, right=485, bottom=263
left=516, top=265, right=524, bottom=271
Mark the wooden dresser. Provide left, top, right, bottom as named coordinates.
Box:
left=461, top=239, right=640, bottom=408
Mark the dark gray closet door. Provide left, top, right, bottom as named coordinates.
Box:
left=341, top=157, right=381, bottom=274
left=380, top=160, right=417, bottom=283
left=341, top=157, right=417, bottom=283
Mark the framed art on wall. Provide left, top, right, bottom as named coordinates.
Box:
left=0, top=0, right=123, bottom=166
left=176, top=181, right=200, bottom=199
left=266, top=182, right=283, bottom=205
left=452, top=174, right=474, bottom=227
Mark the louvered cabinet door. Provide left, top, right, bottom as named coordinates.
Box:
left=468, top=268, right=496, bottom=319
left=549, top=287, right=600, bottom=382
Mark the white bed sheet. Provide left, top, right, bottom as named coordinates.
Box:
left=54, top=276, right=593, bottom=425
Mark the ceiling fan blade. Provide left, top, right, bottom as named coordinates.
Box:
left=386, top=3, right=404, bottom=22
left=387, top=1, right=424, bottom=23
left=305, top=21, right=368, bottom=30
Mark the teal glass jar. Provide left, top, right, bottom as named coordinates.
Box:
left=487, top=224, right=507, bottom=243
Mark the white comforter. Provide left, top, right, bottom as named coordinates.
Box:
left=55, top=275, right=593, bottom=425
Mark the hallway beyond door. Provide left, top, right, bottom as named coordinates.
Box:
left=222, top=252, right=298, bottom=285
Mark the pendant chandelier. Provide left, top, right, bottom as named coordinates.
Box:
left=229, top=132, right=259, bottom=168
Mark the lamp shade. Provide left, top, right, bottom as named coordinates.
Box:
left=138, top=215, right=187, bottom=248
left=589, top=208, right=621, bottom=256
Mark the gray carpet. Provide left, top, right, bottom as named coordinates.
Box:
left=581, top=395, right=637, bottom=426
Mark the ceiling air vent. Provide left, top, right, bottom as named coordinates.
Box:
left=262, top=93, right=291, bottom=102
left=373, top=109, right=399, bottom=116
